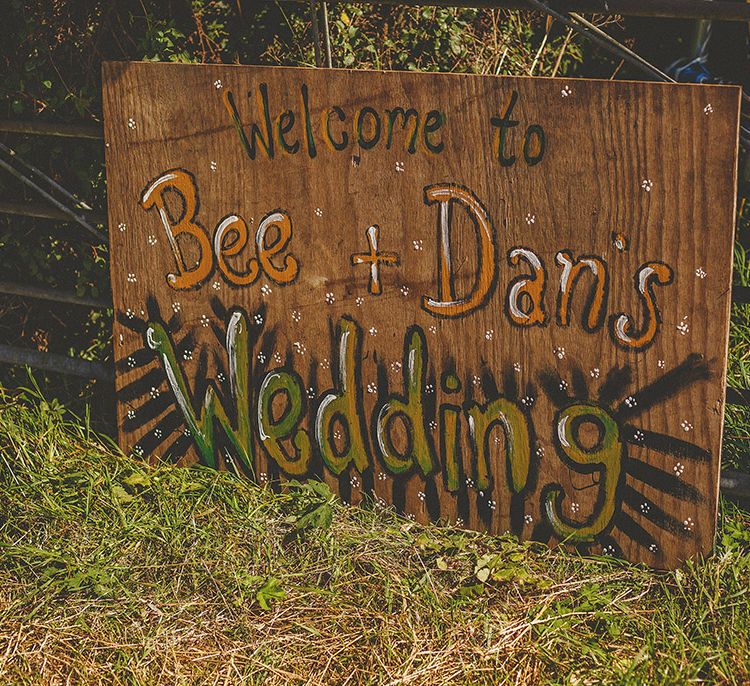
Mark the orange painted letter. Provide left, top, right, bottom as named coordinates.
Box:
left=421, top=184, right=496, bottom=318
left=214, top=214, right=260, bottom=287
left=610, top=261, right=673, bottom=351
left=141, top=169, right=213, bottom=290
left=256, top=210, right=299, bottom=284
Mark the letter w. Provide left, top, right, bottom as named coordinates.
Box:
left=223, top=85, right=274, bottom=160
left=145, top=311, right=254, bottom=473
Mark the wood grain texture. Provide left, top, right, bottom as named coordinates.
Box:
left=102, top=62, right=740, bottom=568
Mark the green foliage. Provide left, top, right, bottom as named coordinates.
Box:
left=267, top=4, right=585, bottom=76
left=255, top=576, right=286, bottom=610
left=726, top=243, right=750, bottom=469
left=284, top=479, right=336, bottom=536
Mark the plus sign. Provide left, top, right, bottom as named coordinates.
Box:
left=350, top=225, right=400, bottom=295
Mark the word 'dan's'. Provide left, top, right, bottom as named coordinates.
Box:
left=142, top=168, right=674, bottom=352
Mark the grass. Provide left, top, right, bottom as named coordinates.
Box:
left=725, top=241, right=750, bottom=471
left=0, top=388, right=749, bottom=685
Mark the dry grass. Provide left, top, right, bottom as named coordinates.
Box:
left=0, top=387, right=749, bottom=685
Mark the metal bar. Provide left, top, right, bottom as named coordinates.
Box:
left=0, top=119, right=103, bottom=140
left=726, top=387, right=750, bottom=406
left=0, top=200, right=107, bottom=226
left=321, top=1, right=333, bottom=68
left=733, top=285, right=750, bottom=304
left=569, top=10, right=675, bottom=81
left=0, top=157, right=107, bottom=243
left=270, top=0, right=750, bottom=22
left=310, top=0, right=323, bottom=67
left=688, top=18, right=712, bottom=59
left=721, top=470, right=750, bottom=500
left=0, top=142, right=93, bottom=212
left=525, top=0, right=675, bottom=82
left=0, top=344, right=113, bottom=382
left=0, top=281, right=111, bottom=310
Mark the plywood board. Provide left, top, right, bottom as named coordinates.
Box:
left=102, top=62, right=740, bottom=568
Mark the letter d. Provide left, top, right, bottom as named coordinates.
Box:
left=373, top=326, right=437, bottom=476
left=315, top=318, right=371, bottom=475
left=421, top=184, right=496, bottom=318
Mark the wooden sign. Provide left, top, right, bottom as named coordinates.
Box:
left=103, top=62, right=740, bottom=568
